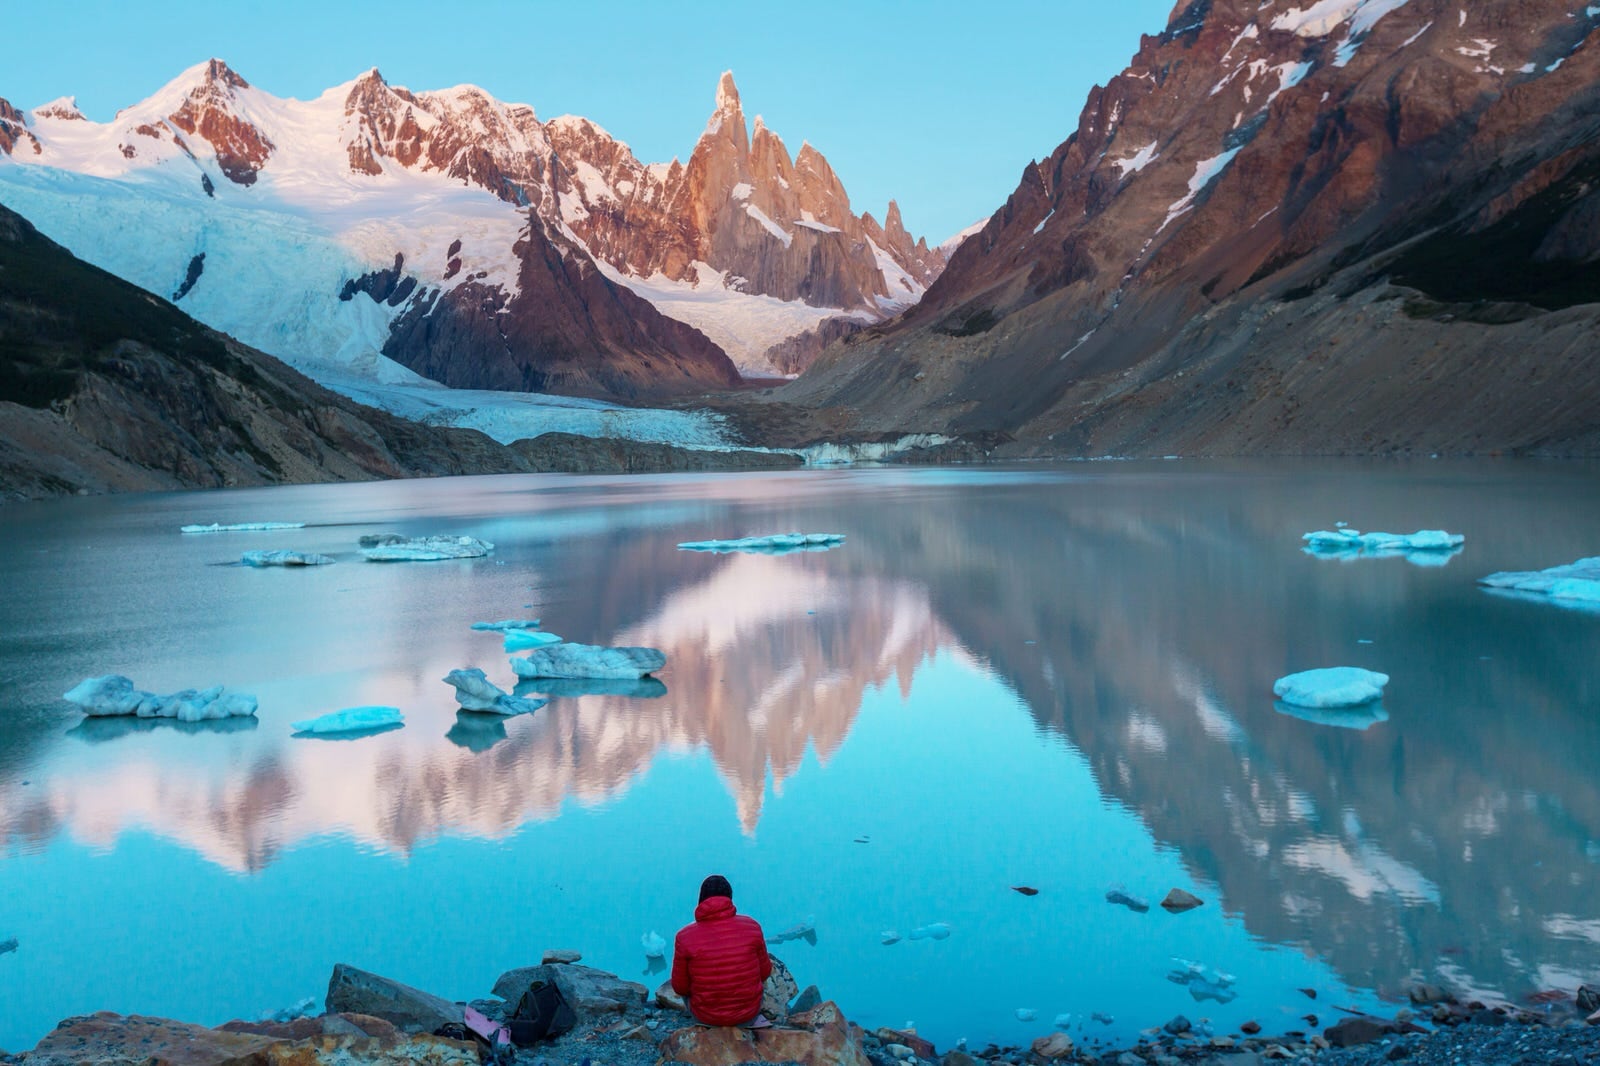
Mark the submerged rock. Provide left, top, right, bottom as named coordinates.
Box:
left=510, top=643, right=666, bottom=680
left=241, top=549, right=335, bottom=567
left=63, top=675, right=258, bottom=722
left=292, top=706, right=403, bottom=736
left=1105, top=888, right=1151, bottom=913
left=0, top=936, right=15, bottom=955
left=766, top=915, right=817, bottom=945
left=361, top=535, right=493, bottom=562
left=444, top=668, right=546, bottom=716
left=1274, top=667, right=1389, bottom=708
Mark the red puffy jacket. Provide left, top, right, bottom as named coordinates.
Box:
left=670, top=896, right=771, bottom=1025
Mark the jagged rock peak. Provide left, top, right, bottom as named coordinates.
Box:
left=33, top=96, right=84, bottom=121
left=0, top=96, right=22, bottom=123
left=716, top=70, right=741, bottom=113
left=203, top=58, right=249, bottom=90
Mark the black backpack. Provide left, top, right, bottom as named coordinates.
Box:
left=509, top=978, right=577, bottom=1045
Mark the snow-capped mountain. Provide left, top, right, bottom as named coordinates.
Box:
left=0, top=61, right=947, bottom=398
left=775, top=0, right=1600, bottom=457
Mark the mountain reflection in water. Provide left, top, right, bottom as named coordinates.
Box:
left=0, top=462, right=1596, bottom=1044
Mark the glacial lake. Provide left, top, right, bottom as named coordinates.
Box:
left=1, top=461, right=1597, bottom=1053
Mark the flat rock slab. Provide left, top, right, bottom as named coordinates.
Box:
left=657, top=1000, right=868, bottom=1066
left=325, top=963, right=463, bottom=1033
left=493, top=963, right=647, bottom=1016
left=26, top=1012, right=282, bottom=1066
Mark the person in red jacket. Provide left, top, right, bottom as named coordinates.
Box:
left=671, top=874, right=772, bottom=1026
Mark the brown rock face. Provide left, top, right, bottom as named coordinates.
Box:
left=655, top=1000, right=870, bottom=1066
left=773, top=0, right=1600, bottom=457
left=0, top=95, right=40, bottom=156
left=165, top=60, right=273, bottom=185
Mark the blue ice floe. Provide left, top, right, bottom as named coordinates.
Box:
left=360, top=534, right=493, bottom=561
left=676, top=533, right=845, bottom=555
left=444, top=668, right=547, bottom=716
left=510, top=643, right=666, bottom=680
left=181, top=522, right=304, bottom=534
left=63, top=675, right=258, bottom=722
left=1015, top=1008, right=1036, bottom=1022
left=1273, top=667, right=1389, bottom=708
left=1479, top=557, right=1600, bottom=612
left=504, top=629, right=564, bottom=652
left=291, top=706, right=403, bottom=735
left=242, top=550, right=335, bottom=567
left=1167, top=959, right=1238, bottom=1004
left=470, top=619, right=542, bottom=632
left=1302, top=528, right=1464, bottom=565
left=641, top=931, right=667, bottom=958
left=908, top=922, right=951, bottom=941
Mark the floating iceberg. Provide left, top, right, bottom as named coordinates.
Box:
left=181, top=522, right=304, bottom=534
left=1015, top=1008, right=1036, bottom=1022
left=880, top=931, right=902, bottom=946
left=766, top=916, right=817, bottom=946
left=1167, top=958, right=1238, bottom=1004
left=471, top=619, right=542, bottom=632
left=63, top=676, right=258, bottom=722
left=510, top=643, right=666, bottom=680
left=1302, top=528, right=1464, bottom=565
left=291, top=706, right=403, bottom=735
left=1273, top=667, right=1389, bottom=708
left=641, top=931, right=667, bottom=958
left=909, top=922, right=951, bottom=941
left=444, top=668, right=547, bottom=716
left=1480, top=557, right=1600, bottom=612
left=677, top=532, right=846, bottom=555
left=1274, top=699, right=1390, bottom=730
left=504, top=629, right=564, bottom=652
left=513, top=677, right=667, bottom=700
left=241, top=550, right=335, bottom=567
left=360, top=535, right=493, bottom=562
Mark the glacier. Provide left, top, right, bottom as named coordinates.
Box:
left=360, top=535, right=494, bottom=561
left=63, top=675, right=259, bottom=721
left=443, top=668, right=548, bottom=716
left=1273, top=667, right=1389, bottom=708
left=291, top=705, right=404, bottom=735
left=181, top=522, right=305, bottom=534
left=1479, top=556, right=1600, bottom=611
left=241, top=550, right=336, bottom=567
left=508, top=643, right=666, bottom=680
left=677, top=532, right=845, bottom=554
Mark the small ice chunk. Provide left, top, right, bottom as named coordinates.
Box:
left=444, top=668, right=547, bottom=715
left=642, top=931, right=667, bottom=958
left=677, top=533, right=846, bottom=555
left=1273, top=667, right=1389, bottom=708
left=1053, top=1013, right=1073, bottom=1030
left=504, top=629, right=563, bottom=652
left=242, top=550, right=335, bottom=567
left=63, top=675, right=258, bottom=721
left=291, top=706, right=403, bottom=734
left=181, top=522, right=304, bottom=534
left=470, top=619, right=542, bottom=631
left=909, top=922, right=951, bottom=941
left=1015, top=1008, right=1036, bottom=1021
left=511, top=643, right=666, bottom=680
left=1092, top=1012, right=1114, bottom=1025
left=361, top=535, right=493, bottom=562
left=881, top=931, right=902, bottom=945
left=766, top=916, right=817, bottom=945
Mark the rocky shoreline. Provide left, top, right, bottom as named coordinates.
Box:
left=3, top=952, right=1596, bottom=1066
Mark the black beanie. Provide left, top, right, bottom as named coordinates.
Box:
left=699, top=874, right=732, bottom=903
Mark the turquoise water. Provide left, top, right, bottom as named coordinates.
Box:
left=1, top=461, right=1597, bottom=1053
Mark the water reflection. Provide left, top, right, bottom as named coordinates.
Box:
left=0, top=462, right=1597, bottom=1032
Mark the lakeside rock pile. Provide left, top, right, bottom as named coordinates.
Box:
left=5, top=959, right=1598, bottom=1066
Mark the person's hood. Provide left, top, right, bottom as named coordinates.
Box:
left=694, top=896, right=737, bottom=922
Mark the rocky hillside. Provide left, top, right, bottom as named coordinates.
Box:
left=0, top=204, right=792, bottom=501
left=768, top=0, right=1600, bottom=457
left=0, top=62, right=944, bottom=392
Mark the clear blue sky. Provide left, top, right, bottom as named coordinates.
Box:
left=2, top=0, right=1175, bottom=241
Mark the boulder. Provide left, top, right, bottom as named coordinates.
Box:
left=26, top=1013, right=281, bottom=1066
left=1030, top=1032, right=1074, bottom=1059
left=762, top=956, right=799, bottom=1021
left=1160, top=889, right=1204, bottom=913
left=1577, top=986, right=1600, bottom=1014
left=1163, top=1015, right=1191, bottom=1035
left=542, top=949, right=583, bottom=965
left=657, top=981, right=688, bottom=1012
left=790, top=985, right=821, bottom=1015
left=1408, top=984, right=1450, bottom=1005
left=940, top=1052, right=979, bottom=1066
left=492, top=963, right=646, bottom=1016
left=878, top=1027, right=936, bottom=1059
left=1324, top=1017, right=1396, bottom=1048
left=657, top=1000, right=869, bottom=1066
left=325, top=964, right=463, bottom=1033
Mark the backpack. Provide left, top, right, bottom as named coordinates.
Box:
left=509, top=978, right=577, bottom=1045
